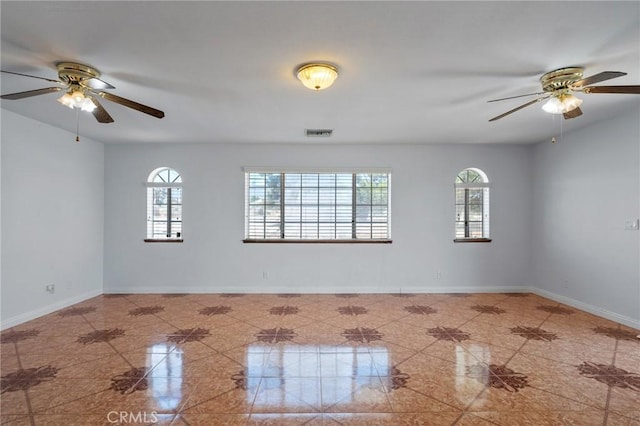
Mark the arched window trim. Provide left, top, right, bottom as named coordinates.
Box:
left=145, top=167, right=184, bottom=243
left=455, top=167, right=489, bottom=186
left=454, top=167, right=491, bottom=243
left=146, top=167, right=183, bottom=188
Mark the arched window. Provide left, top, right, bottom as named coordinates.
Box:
left=146, top=167, right=183, bottom=241
left=455, top=168, right=490, bottom=241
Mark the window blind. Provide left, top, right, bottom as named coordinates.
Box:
left=245, top=171, right=391, bottom=241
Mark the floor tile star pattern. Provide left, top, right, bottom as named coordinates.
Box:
left=1, top=292, right=638, bottom=425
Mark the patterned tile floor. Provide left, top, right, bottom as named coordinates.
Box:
left=1, top=293, right=639, bottom=425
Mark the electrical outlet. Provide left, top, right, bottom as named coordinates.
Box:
left=46, top=284, right=55, bottom=293
left=624, top=219, right=639, bottom=231
left=262, top=271, right=269, bottom=280
left=436, top=272, right=442, bottom=280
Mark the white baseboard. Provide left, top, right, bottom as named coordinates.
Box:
left=531, top=287, right=640, bottom=330
left=1, top=289, right=103, bottom=330
left=104, top=284, right=529, bottom=295
left=394, top=285, right=528, bottom=294
left=10, top=286, right=637, bottom=331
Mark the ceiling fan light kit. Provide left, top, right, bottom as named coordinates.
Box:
left=296, top=63, right=338, bottom=91
left=541, top=94, right=582, bottom=114
left=57, top=90, right=96, bottom=112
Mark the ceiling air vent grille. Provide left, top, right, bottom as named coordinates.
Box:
left=305, top=129, right=333, bottom=137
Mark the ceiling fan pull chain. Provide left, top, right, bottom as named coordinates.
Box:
left=76, top=108, right=80, bottom=142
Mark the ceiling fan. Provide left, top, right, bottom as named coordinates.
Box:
left=0, top=62, right=164, bottom=123
left=488, top=67, right=640, bottom=122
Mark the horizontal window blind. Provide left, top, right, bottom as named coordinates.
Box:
left=246, top=171, right=391, bottom=241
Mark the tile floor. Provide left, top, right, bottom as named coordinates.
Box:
left=1, top=293, right=639, bottom=425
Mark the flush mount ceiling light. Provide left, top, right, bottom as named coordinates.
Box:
left=296, top=63, right=338, bottom=91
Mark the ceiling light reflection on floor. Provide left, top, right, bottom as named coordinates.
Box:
left=248, top=345, right=389, bottom=408
left=455, top=344, right=489, bottom=407
left=147, top=344, right=183, bottom=410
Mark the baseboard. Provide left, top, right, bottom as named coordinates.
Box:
left=0, top=289, right=103, bottom=330
left=9, top=285, right=637, bottom=331
left=531, top=287, right=640, bottom=330
left=104, top=285, right=529, bottom=295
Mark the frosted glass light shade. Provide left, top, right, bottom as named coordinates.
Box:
left=57, top=90, right=96, bottom=111
left=297, top=63, right=338, bottom=91
left=561, top=94, right=582, bottom=112
left=542, top=94, right=583, bottom=114
left=57, top=93, right=75, bottom=109
left=80, top=98, right=96, bottom=112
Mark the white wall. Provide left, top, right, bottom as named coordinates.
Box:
left=4, top=107, right=638, bottom=329
left=1, top=110, right=104, bottom=328
left=104, top=142, right=532, bottom=294
left=532, top=108, right=640, bottom=326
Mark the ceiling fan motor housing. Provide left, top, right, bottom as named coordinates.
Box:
left=540, top=67, right=584, bottom=92
left=56, top=62, right=101, bottom=84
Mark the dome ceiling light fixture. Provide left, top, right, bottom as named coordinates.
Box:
left=296, top=63, right=338, bottom=91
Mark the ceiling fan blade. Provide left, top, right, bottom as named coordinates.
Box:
left=84, top=77, right=115, bottom=90
left=96, top=91, right=164, bottom=119
left=572, top=71, right=626, bottom=88
left=582, top=85, right=640, bottom=94
left=488, top=97, right=546, bottom=122
left=1, top=86, right=63, bottom=100
left=563, top=107, right=583, bottom=119
left=488, top=91, right=545, bottom=102
left=1, top=69, right=62, bottom=84
left=90, top=97, right=114, bottom=123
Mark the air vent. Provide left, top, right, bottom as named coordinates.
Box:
left=305, top=128, right=333, bottom=137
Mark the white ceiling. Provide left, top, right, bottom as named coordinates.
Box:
left=1, top=1, right=639, bottom=145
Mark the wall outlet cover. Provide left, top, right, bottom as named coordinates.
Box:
left=624, top=219, right=639, bottom=230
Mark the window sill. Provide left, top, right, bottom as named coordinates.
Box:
left=454, top=238, right=492, bottom=243
left=243, top=239, right=392, bottom=244
left=144, top=239, right=184, bottom=243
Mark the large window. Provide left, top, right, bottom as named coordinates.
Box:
left=244, top=169, right=391, bottom=242
left=146, top=167, right=183, bottom=241
left=455, top=168, right=490, bottom=242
